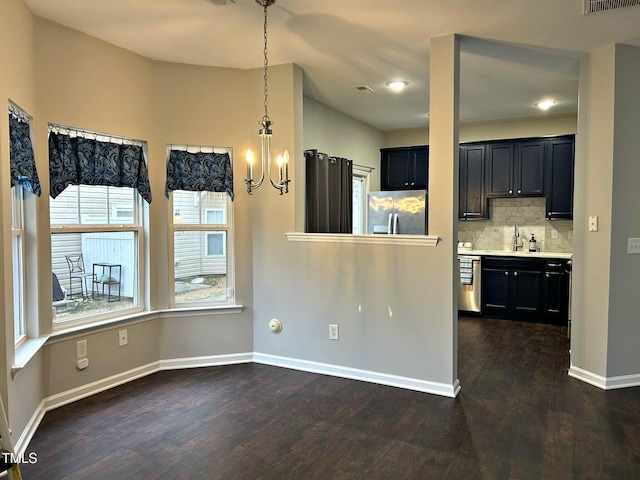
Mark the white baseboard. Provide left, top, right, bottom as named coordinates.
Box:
left=14, top=399, right=46, bottom=456
left=16, top=352, right=457, bottom=455
left=14, top=352, right=253, bottom=456
left=254, top=352, right=461, bottom=398
left=158, top=352, right=253, bottom=370
left=569, top=365, right=640, bottom=390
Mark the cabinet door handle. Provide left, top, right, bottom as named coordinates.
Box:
left=518, top=189, right=522, bottom=194
left=509, top=189, right=513, bottom=194
left=463, top=212, right=467, bottom=217
left=504, top=271, right=509, bottom=276
left=514, top=271, right=518, bottom=276
left=546, top=273, right=550, bottom=278
left=411, top=182, right=415, bottom=186
left=548, top=212, right=552, bottom=217
left=404, top=182, right=409, bottom=186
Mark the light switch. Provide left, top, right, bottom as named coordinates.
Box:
left=589, top=216, right=598, bottom=232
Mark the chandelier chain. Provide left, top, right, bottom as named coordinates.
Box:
left=263, top=2, right=269, bottom=122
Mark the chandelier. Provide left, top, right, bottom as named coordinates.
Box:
left=245, top=0, right=290, bottom=195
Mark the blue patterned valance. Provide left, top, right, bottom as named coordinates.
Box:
left=9, top=107, right=41, bottom=196
left=49, top=130, right=152, bottom=203
left=165, top=149, right=234, bottom=200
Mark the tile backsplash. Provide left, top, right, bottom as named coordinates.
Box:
left=458, top=197, right=573, bottom=253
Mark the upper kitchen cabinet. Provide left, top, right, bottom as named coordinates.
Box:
left=459, top=143, right=488, bottom=220
left=545, top=135, right=575, bottom=220
left=380, top=146, right=429, bottom=191
left=486, top=140, right=545, bottom=198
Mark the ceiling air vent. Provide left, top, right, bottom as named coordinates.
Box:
left=354, top=85, right=375, bottom=94
left=584, top=0, right=640, bottom=14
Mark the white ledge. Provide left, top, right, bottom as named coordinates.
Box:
left=13, top=336, right=50, bottom=378
left=286, top=232, right=440, bottom=247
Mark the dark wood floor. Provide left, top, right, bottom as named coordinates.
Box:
left=21, top=316, right=640, bottom=479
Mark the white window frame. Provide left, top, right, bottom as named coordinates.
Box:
left=49, top=129, right=147, bottom=329
left=352, top=165, right=372, bottom=235
left=167, top=146, right=235, bottom=308
left=11, top=186, right=26, bottom=345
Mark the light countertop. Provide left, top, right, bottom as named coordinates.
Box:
left=458, top=249, right=572, bottom=259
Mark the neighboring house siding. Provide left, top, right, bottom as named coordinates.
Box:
left=173, top=191, right=227, bottom=278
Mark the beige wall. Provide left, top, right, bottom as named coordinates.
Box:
left=32, top=20, right=259, bottom=398
left=33, top=19, right=160, bottom=398
left=571, top=44, right=640, bottom=380
left=0, top=0, right=39, bottom=440
left=3, top=0, right=640, bottom=453
left=386, top=114, right=577, bottom=148
left=151, top=60, right=256, bottom=360
left=303, top=96, right=384, bottom=190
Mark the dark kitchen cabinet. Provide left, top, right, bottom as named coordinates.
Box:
left=542, top=260, right=570, bottom=324
left=545, top=136, right=575, bottom=220
left=482, top=257, right=542, bottom=319
left=380, top=146, right=428, bottom=191
left=486, top=140, right=545, bottom=198
left=482, top=256, right=569, bottom=324
left=459, top=144, right=488, bottom=219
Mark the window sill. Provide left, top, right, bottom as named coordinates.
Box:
left=286, top=232, right=440, bottom=247
left=160, top=304, right=244, bottom=318
left=13, top=336, right=50, bottom=379
left=48, top=305, right=244, bottom=343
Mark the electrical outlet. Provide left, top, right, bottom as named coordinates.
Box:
left=627, top=238, right=640, bottom=255
left=118, top=329, right=128, bottom=346
left=76, top=339, right=87, bottom=359
left=329, top=324, right=339, bottom=340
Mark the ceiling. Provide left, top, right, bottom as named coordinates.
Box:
left=24, top=0, right=640, bottom=132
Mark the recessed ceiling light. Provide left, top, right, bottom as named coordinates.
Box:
left=535, top=99, right=556, bottom=110
left=386, top=81, right=409, bottom=92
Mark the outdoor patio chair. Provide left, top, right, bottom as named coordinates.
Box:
left=65, top=254, right=94, bottom=299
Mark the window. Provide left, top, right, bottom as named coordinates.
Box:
left=9, top=103, right=40, bottom=344
left=170, top=190, right=234, bottom=306
left=50, top=185, right=143, bottom=325
left=352, top=165, right=371, bottom=234
left=11, top=186, right=26, bottom=344
left=206, top=232, right=226, bottom=257
left=49, top=126, right=149, bottom=327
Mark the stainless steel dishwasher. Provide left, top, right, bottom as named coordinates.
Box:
left=458, top=255, right=482, bottom=313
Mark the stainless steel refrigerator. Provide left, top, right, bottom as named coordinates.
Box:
left=367, top=190, right=427, bottom=235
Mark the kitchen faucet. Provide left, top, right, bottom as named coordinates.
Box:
left=513, top=224, right=523, bottom=251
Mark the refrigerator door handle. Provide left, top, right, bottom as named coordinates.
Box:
left=393, top=213, right=399, bottom=234
left=387, top=213, right=393, bottom=234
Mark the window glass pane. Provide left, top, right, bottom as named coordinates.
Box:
left=352, top=177, right=363, bottom=234
left=171, top=191, right=228, bottom=225
left=51, top=231, right=138, bottom=323
left=11, top=186, right=24, bottom=229
left=174, top=230, right=227, bottom=304
left=50, top=185, right=135, bottom=226
left=12, top=233, right=24, bottom=340
left=50, top=185, right=80, bottom=225
left=11, top=187, right=25, bottom=341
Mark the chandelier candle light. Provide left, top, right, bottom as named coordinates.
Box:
left=245, top=0, right=290, bottom=195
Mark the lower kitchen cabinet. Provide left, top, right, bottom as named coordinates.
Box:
left=482, top=259, right=541, bottom=319
left=542, top=264, right=570, bottom=322
left=481, top=256, right=569, bottom=324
